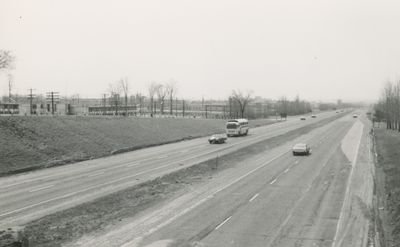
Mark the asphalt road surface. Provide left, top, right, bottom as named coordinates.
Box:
left=0, top=111, right=348, bottom=230
left=65, top=111, right=366, bottom=247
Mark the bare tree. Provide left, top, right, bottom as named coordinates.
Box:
left=147, top=81, right=158, bottom=116
left=119, top=77, right=129, bottom=116
left=156, top=83, right=168, bottom=115
left=0, top=50, right=14, bottom=72
left=7, top=73, right=13, bottom=102
left=166, top=80, right=178, bottom=115
left=231, top=90, right=253, bottom=118
left=383, top=81, right=394, bottom=129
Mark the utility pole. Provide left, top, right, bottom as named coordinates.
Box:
left=202, top=96, right=204, bottom=117
left=182, top=99, right=185, bottom=117
left=27, top=88, right=36, bottom=115
left=139, top=93, right=142, bottom=115
left=175, top=97, right=178, bottom=116
left=46, top=92, right=59, bottom=115
left=102, top=93, right=107, bottom=115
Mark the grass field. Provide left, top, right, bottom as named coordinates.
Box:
left=374, top=128, right=400, bottom=246
left=0, top=116, right=274, bottom=176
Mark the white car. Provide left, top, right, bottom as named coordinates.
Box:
left=292, top=143, right=311, bottom=156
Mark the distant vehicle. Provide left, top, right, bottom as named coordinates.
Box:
left=208, top=134, right=227, bottom=144
left=353, top=115, right=358, bottom=118
left=336, top=111, right=340, bottom=113
left=311, top=115, right=317, bottom=118
left=292, top=143, right=311, bottom=156
left=226, top=119, right=249, bottom=137
left=300, top=116, right=306, bottom=120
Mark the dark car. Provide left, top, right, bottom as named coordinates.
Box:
left=208, top=134, right=227, bottom=144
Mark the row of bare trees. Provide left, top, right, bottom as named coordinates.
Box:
left=277, top=95, right=312, bottom=116
left=147, top=80, right=178, bottom=115
left=375, top=81, right=400, bottom=130
left=107, top=79, right=178, bottom=116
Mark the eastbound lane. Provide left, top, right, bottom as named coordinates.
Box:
left=0, top=111, right=343, bottom=228
left=134, top=118, right=355, bottom=247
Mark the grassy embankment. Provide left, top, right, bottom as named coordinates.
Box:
left=1, top=113, right=347, bottom=247
left=0, top=116, right=273, bottom=176
left=374, top=128, right=400, bottom=246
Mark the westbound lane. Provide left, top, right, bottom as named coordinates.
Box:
left=0, top=111, right=344, bottom=228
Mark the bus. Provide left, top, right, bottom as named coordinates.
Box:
left=226, top=119, right=249, bottom=137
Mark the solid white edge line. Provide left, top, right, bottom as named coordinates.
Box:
left=215, top=216, right=232, bottom=230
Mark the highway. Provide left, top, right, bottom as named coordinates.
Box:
left=0, top=111, right=348, bottom=230
left=64, top=111, right=366, bottom=247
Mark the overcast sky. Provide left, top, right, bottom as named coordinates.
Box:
left=1, top=0, right=400, bottom=102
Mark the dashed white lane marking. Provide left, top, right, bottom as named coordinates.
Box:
left=270, top=178, right=277, bottom=185
left=249, top=193, right=259, bottom=202
left=215, top=216, right=232, bottom=230
left=29, top=185, right=54, bottom=193
left=295, top=160, right=299, bottom=164
left=157, top=156, right=168, bottom=159
left=87, top=171, right=105, bottom=177
left=125, top=162, right=140, bottom=168
left=284, top=168, right=290, bottom=173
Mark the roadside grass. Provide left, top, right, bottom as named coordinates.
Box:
left=0, top=116, right=274, bottom=176
left=374, top=128, right=400, bottom=246
left=1, top=113, right=346, bottom=247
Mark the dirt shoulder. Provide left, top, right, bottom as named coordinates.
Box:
left=0, top=114, right=345, bottom=247
left=373, top=127, right=400, bottom=246
left=0, top=116, right=274, bottom=176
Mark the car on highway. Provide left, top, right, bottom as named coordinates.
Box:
left=353, top=114, right=358, bottom=118
left=300, top=116, right=306, bottom=120
left=208, top=134, right=227, bottom=144
left=311, top=115, right=317, bottom=118
left=292, top=143, right=311, bottom=156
